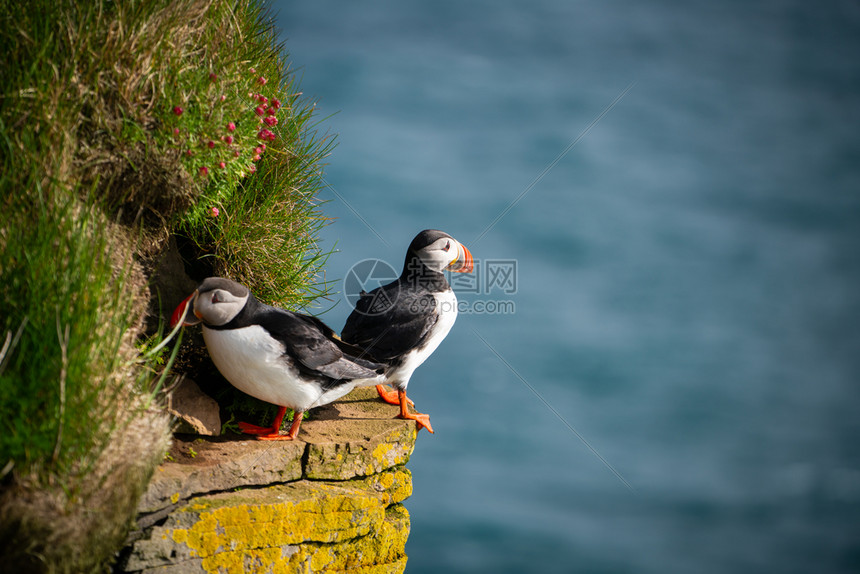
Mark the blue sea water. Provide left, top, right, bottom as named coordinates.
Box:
left=273, top=1, right=860, bottom=572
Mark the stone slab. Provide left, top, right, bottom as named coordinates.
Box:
left=139, top=387, right=417, bottom=513
left=167, top=378, right=221, bottom=436
left=140, top=439, right=305, bottom=514
left=126, top=469, right=411, bottom=573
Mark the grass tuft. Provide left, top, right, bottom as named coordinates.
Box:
left=186, top=137, right=335, bottom=309
left=0, top=191, right=134, bottom=475
left=0, top=0, right=334, bottom=571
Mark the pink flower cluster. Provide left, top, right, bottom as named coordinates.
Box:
left=171, top=68, right=285, bottom=179
left=253, top=93, right=282, bottom=130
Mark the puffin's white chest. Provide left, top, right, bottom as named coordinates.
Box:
left=389, top=290, right=458, bottom=387
left=429, top=289, right=458, bottom=347
left=202, top=325, right=320, bottom=410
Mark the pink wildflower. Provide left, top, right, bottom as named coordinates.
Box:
left=173, top=128, right=180, bottom=135
left=249, top=164, right=257, bottom=174
left=199, top=166, right=209, bottom=177
left=220, top=94, right=226, bottom=102
left=257, top=128, right=275, bottom=141
left=266, top=107, right=276, bottom=116
left=234, top=150, right=240, bottom=157
left=210, top=206, right=219, bottom=217
left=271, top=98, right=281, bottom=110
left=207, top=140, right=216, bottom=149
left=223, top=135, right=234, bottom=145
left=255, top=106, right=265, bottom=116
left=263, top=116, right=278, bottom=127
left=257, top=95, right=269, bottom=104
left=185, top=149, right=194, bottom=157
left=260, top=144, right=266, bottom=151
left=173, top=106, right=183, bottom=116
left=254, top=146, right=262, bottom=155
left=209, top=72, right=217, bottom=82
left=227, top=122, right=236, bottom=132
left=257, top=76, right=267, bottom=86
left=249, top=67, right=256, bottom=74
left=218, top=162, right=226, bottom=169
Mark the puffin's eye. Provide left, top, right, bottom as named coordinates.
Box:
left=442, top=241, right=451, bottom=252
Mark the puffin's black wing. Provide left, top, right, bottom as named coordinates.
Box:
left=256, top=306, right=382, bottom=381
left=295, top=312, right=385, bottom=371
left=342, top=283, right=438, bottom=361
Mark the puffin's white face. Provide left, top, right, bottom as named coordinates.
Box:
left=193, top=287, right=248, bottom=326
left=171, top=278, right=251, bottom=328
left=415, top=236, right=474, bottom=274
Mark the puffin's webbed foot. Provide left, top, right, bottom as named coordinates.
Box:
left=238, top=406, right=303, bottom=440
left=255, top=433, right=297, bottom=441
left=396, top=389, right=434, bottom=434
left=376, top=384, right=415, bottom=407
left=238, top=421, right=277, bottom=435
left=400, top=411, right=434, bottom=434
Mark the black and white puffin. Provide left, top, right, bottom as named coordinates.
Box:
left=170, top=277, right=384, bottom=441
left=341, top=229, right=474, bottom=433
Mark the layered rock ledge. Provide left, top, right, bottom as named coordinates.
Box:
left=119, top=387, right=417, bottom=574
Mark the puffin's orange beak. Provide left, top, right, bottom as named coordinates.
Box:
left=170, top=290, right=201, bottom=328
left=452, top=243, right=474, bottom=273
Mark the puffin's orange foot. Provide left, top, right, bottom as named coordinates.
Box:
left=255, top=433, right=296, bottom=441
left=399, top=411, right=434, bottom=434
left=238, top=421, right=277, bottom=435
left=394, top=389, right=432, bottom=433
left=376, top=384, right=414, bottom=407
left=237, top=406, right=299, bottom=440
left=246, top=410, right=303, bottom=441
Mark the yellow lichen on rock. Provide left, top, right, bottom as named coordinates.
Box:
left=195, top=504, right=410, bottom=574
left=122, top=388, right=417, bottom=573
left=164, top=484, right=384, bottom=560
left=361, top=467, right=413, bottom=506
left=126, top=469, right=412, bottom=572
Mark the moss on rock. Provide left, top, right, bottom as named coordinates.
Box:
left=120, top=388, right=418, bottom=573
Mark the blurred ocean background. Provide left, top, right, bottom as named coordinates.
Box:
left=273, top=2, right=860, bottom=572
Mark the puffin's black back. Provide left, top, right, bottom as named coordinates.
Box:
left=341, top=283, right=438, bottom=362
left=342, top=229, right=453, bottom=362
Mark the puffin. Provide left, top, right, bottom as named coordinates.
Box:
left=170, top=277, right=384, bottom=440
left=341, top=229, right=474, bottom=433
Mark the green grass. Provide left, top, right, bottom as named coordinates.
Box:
left=0, top=0, right=334, bottom=571
left=186, top=140, right=335, bottom=309
left=0, top=191, right=136, bottom=476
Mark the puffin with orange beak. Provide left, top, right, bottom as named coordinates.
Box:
left=170, top=277, right=384, bottom=440
left=341, top=229, right=474, bottom=433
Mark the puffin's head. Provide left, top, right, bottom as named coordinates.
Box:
left=170, top=277, right=250, bottom=328
left=407, top=229, right=474, bottom=274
